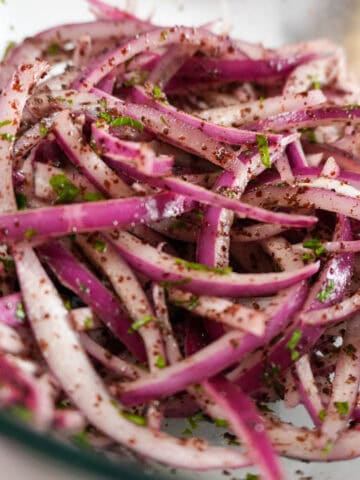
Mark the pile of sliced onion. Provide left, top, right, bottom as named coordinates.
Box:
left=2, top=1, right=360, bottom=478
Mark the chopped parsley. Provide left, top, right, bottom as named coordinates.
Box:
left=47, top=43, right=60, bottom=56
left=10, top=405, right=32, bottom=422
left=187, top=412, right=205, bottom=429
left=83, top=191, right=104, bottom=202
left=311, top=75, right=321, bottom=90
left=160, top=278, right=192, bottom=289
left=214, top=418, right=228, bottom=428
left=334, top=401, right=349, bottom=416
left=15, top=192, right=27, bottom=210
left=301, top=252, right=314, bottom=261
left=72, top=430, right=90, bottom=449
left=318, top=409, right=327, bottom=421
left=343, top=104, right=360, bottom=111
left=160, top=115, right=169, bottom=127
left=299, top=128, right=317, bottom=143
left=39, top=123, right=48, bottom=137
left=257, top=403, right=274, bottom=413
left=15, top=302, right=26, bottom=321
left=316, top=279, right=335, bottom=303
left=121, top=411, right=147, bottom=426
left=0, top=119, right=12, bottom=128
left=174, top=295, right=199, bottom=311
left=49, top=174, right=80, bottom=204
left=344, top=343, right=357, bottom=357
left=64, top=300, right=72, bottom=311
left=128, top=314, right=154, bottom=333
left=182, top=427, right=192, bottom=436
left=303, top=237, right=326, bottom=257
left=84, top=317, right=93, bottom=329
left=97, top=111, right=112, bottom=124
left=160, top=30, right=169, bottom=41
left=24, top=228, right=37, bottom=240
left=155, top=355, right=166, bottom=369
left=175, top=258, right=232, bottom=275
left=286, top=329, right=302, bottom=361
left=0, top=257, right=15, bottom=271
left=245, top=474, right=260, bottom=480
left=321, top=440, right=333, bottom=455
left=110, top=116, right=144, bottom=131
left=152, top=85, right=165, bottom=100
left=92, top=239, right=107, bottom=253
left=256, top=134, right=271, bottom=168
left=2, top=41, right=16, bottom=60
left=0, top=133, right=14, bottom=141
left=223, top=432, right=240, bottom=446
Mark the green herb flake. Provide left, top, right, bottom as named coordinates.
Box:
left=174, top=295, right=199, bottom=311
left=160, top=30, right=169, bottom=41
left=187, top=412, right=205, bottom=429
left=223, top=432, right=240, bottom=446
left=110, top=116, right=144, bottom=131
left=257, top=403, right=273, bottom=413
left=15, top=301, right=26, bottom=321
left=97, top=99, right=107, bottom=110
left=0, top=133, right=14, bottom=141
left=245, top=474, right=260, bottom=480
left=152, top=85, right=164, bottom=100
left=318, top=409, right=327, bottom=421
left=160, top=115, right=170, bottom=127
left=344, top=343, right=357, bottom=357
left=215, top=418, right=228, bottom=428
left=175, top=258, right=232, bottom=275
left=321, top=440, right=333, bottom=455
left=0, top=257, right=15, bottom=271
left=334, top=401, right=349, bottom=416
left=155, top=355, right=166, bottom=369
left=121, top=410, right=147, bottom=426
left=15, top=192, right=27, bottom=210
left=160, top=278, right=192, bottom=289
left=344, top=104, right=360, bottom=111
left=256, top=134, right=271, bottom=168
left=92, top=239, right=107, bottom=253
left=49, top=174, right=80, bottom=204
left=301, top=252, right=314, bottom=261
left=10, top=405, right=32, bottom=422
left=72, top=430, right=90, bottom=449
left=24, top=228, right=37, bottom=240
left=64, top=300, right=72, bottom=311
left=258, top=96, right=265, bottom=106
left=303, top=237, right=326, bottom=257
left=47, top=43, right=60, bottom=56
left=97, top=111, right=113, bottom=125
left=0, top=119, right=12, bottom=128
left=286, top=329, right=302, bottom=359
left=182, top=427, right=193, bottom=436
left=39, top=123, right=48, bottom=137
left=84, top=317, right=93, bottom=329
left=299, top=128, right=317, bottom=143
left=2, top=41, right=16, bottom=60
left=67, top=98, right=73, bottom=105
left=312, top=75, right=321, bottom=90
left=128, top=314, right=154, bottom=333
left=316, top=279, right=335, bottom=303
left=83, top=191, right=104, bottom=202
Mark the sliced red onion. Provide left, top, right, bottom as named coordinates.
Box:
left=168, top=289, right=267, bottom=336
left=107, top=230, right=319, bottom=297
left=0, top=323, right=27, bottom=355
left=0, top=61, right=49, bottom=213
left=76, top=234, right=166, bottom=372
left=203, top=377, right=284, bottom=480
left=14, top=242, right=250, bottom=470
left=197, top=90, right=326, bottom=126
left=294, top=355, right=325, bottom=427
left=91, top=125, right=174, bottom=177
left=74, top=27, right=234, bottom=89
left=100, top=152, right=317, bottom=227
left=0, top=192, right=193, bottom=242
left=37, top=240, right=146, bottom=361
left=319, top=316, right=360, bottom=444
left=53, top=110, right=133, bottom=197
left=79, top=334, right=144, bottom=380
